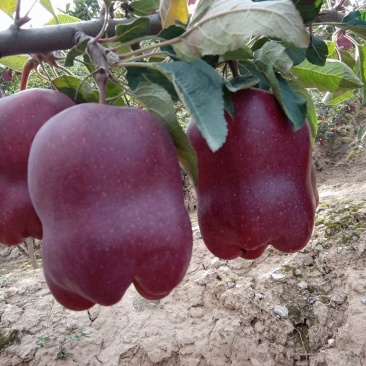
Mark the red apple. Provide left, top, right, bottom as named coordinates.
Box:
left=2, top=70, right=12, bottom=82
left=28, top=104, right=193, bottom=310
left=0, top=89, right=75, bottom=245
left=336, top=35, right=352, bottom=51
left=187, top=88, right=319, bottom=260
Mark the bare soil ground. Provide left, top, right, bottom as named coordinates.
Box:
left=1, top=136, right=366, bottom=366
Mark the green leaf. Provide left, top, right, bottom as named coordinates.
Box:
left=187, top=0, right=213, bottom=26
left=159, top=25, right=186, bottom=40
left=125, top=66, right=179, bottom=101
left=339, top=50, right=356, bottom=70
left=325, top=11, right=366, bottom=39
left=357, top=44, right=366, bottom=101
left=292, top=59, right=363, bottom=92
left=0, top=0, right=16, bottom=18
left=223, top=86, right=234, bottom=119
left=173, top=0, right=309, bottom=61
left=226, top=75, right=259, bottom=92
left=287, top=79, right=318, bottom=143
left=254, top=48, right=307, bottom=130
left=238, top=60, right=270, bottom=90
left=285, top=46, right=307, bottom=66
left=115, top=17, right=151, bottom=43
left=322, top=89, right=355, bottom=105
left=40, top=0, right=58, bottom=24
left=327, top=40, right=336, bottom=56
left=291, top=0, right=323, bottom=24
left=65, top=39, right=89, bottom=67
left=82, top=54, right=96, bottom=73
left=105, top=81, right=125, bottom=106
left=107, top=42, right=131, bottom=56
left=158, top=25, right=186, bottom=56
left=276, top=74, right=307, bottom=131
left=52, top=75, right=99, bottom=103
left=219, top=46, right=253, bottom=62
left=343, top=10, right=366, bottom=28
left=132, top=82, right=198, bottom=183
left=250, top=37, right=270, bottom=52
left=158, top=59, right=227, bottom=152
left=45, top=14, right=81, bottom=25
left=327, top=41, right=356, bottom=70
left=306, top=36, right=328, bottom=66
left=0, top=55, right=28, bottom=72
left=257, top=42, right=294, bottom=76
left=130, top=0, right=159, bottom=16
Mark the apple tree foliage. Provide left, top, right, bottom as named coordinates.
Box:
left=0, top=0, right=363, bottom=192
left=0, top=0, right=365, bottom=177
left=0, top=0, right=365, bottom=307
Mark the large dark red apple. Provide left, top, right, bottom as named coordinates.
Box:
left=0, top=89, right=75, bottom=245
left=28, top=104, right=193, bottom=310
left=187, top=88, right=319, bottom=260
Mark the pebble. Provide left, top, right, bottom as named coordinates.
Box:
left=254, top=321, right=265, bottom=333
left=331, top=293, right=347, bottom=305
left=220, top=266, right=230, bottom=274
left=294, top=269, right=302, bottom=276
left=352, top=236, right=359, bottom=241
left=271, top=273, right=286, bottom=280
left=210, top=258, right=221, bottom=269
left=315, top=244, right=324, bottom=251
left=194, top=271, right=210, bottom=285
left=273, top=305, right=289, bottom=318
left=297, top=281, right=308, bottom=290
left=328, top=338, right=336, bottom=347
left=255, top=293, right=264, bottom=300
left=361, top=298, right=366, bottom=304
left=358, top=244, right=366, bottom=255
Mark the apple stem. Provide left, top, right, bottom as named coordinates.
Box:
left=19, top=58, right=34, bottom=91
left=96, top=72, right=108, bottom=104
left=92, top=1, right=110, bottom=44
left=228, top=60, right=239, bottom=78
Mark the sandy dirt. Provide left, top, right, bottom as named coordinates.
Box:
left=0, top=143, right=366, bottom=366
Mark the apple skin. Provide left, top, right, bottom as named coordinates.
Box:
left=0, top=89, right=75, bottom=245
left=28, top=104, right=193, bottom=310
left=336, top=35, right=352, bottom=51
left=187, top=88, right=319, bottom=260
left=2, top=70, right=12, bottom=82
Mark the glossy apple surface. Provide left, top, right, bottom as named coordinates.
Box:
left=28, top=104, right=193, bottom=310
left=187, top=88, right=318, bottom=260
left=0, top=89, right=75, bottom=245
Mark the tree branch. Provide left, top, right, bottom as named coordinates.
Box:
left=0, top=14, right=162, bottom=58
left=314, top=10, right=345, bottom=23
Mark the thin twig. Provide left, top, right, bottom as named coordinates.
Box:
left=25, top=237, right=38, bottom=269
